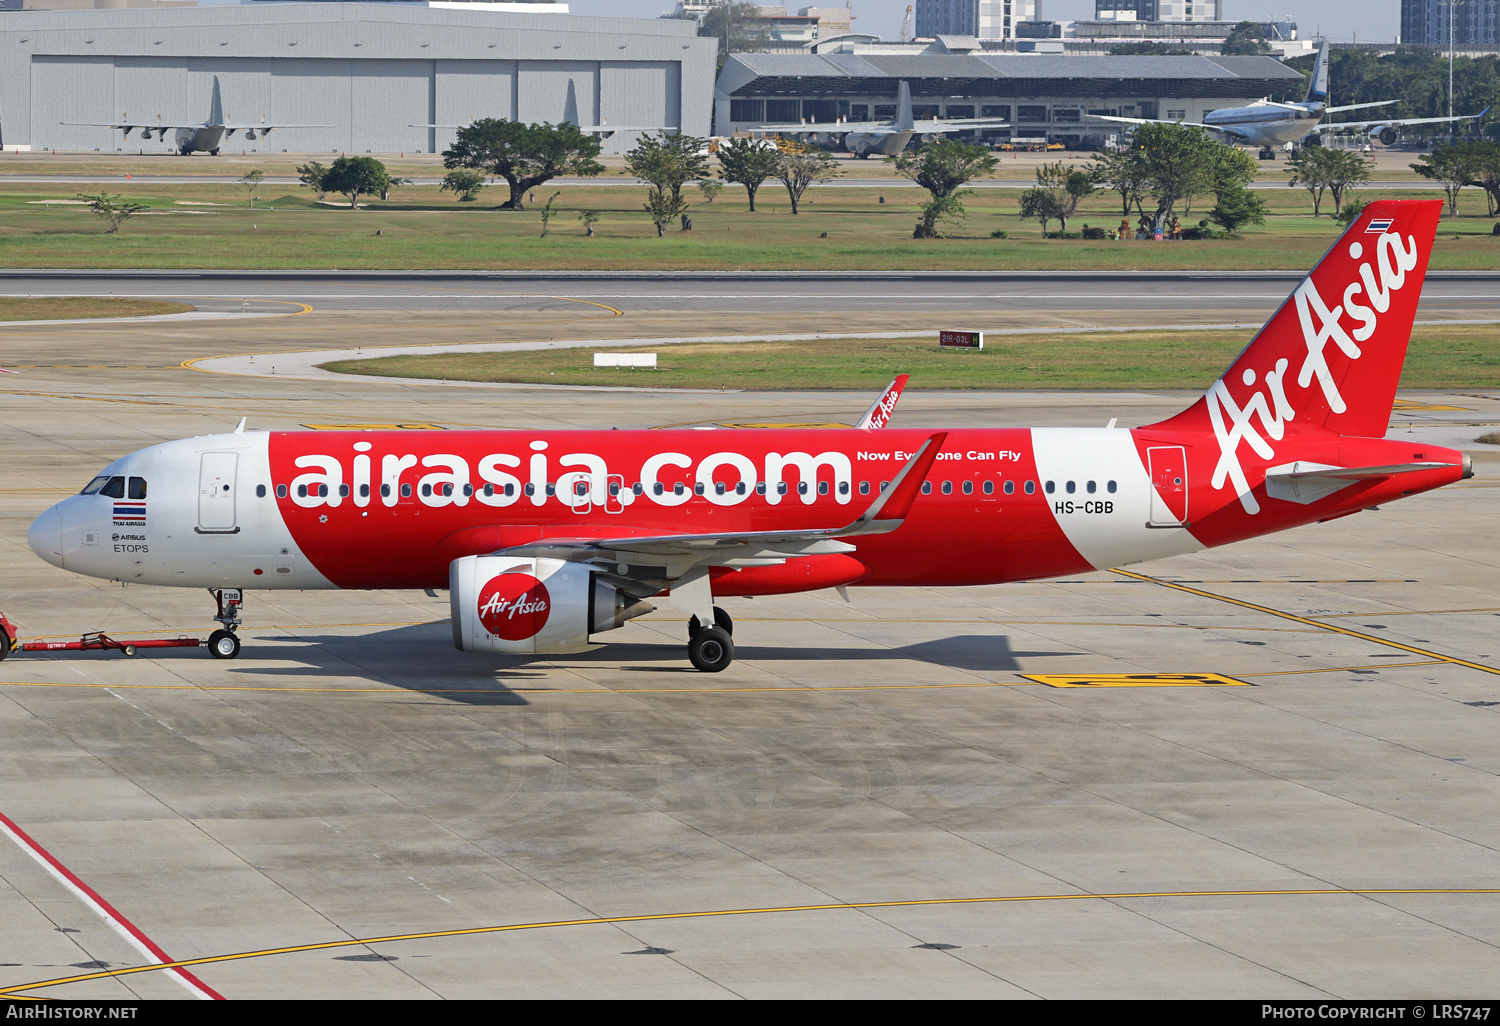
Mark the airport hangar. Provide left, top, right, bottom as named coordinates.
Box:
left=714, top=51, right=1307, bottom=146
left=0, top=4, right=717, bottom=154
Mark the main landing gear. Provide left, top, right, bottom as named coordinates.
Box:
left=687, top=606, right=734, bottom=673
left=207, top=588, right=243, bottom=660
left=1258, top=146, right=1277, bottom=160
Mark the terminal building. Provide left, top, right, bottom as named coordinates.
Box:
left=714, top=50, right=1304, bottom=145
left=0, top=3, right=716, bottom=153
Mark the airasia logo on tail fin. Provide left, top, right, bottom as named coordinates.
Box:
left=1208, top=227, right=1420, bottom=515
left=478, top=573, right=551, bottom=640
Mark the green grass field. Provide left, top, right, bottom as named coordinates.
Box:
left=322, top=324, right=1500, bottom=391
left=0, top=296, right=191, bottom=321
left=2, top=180, right=1496, bottom=271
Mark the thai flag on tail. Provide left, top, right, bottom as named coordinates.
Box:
left=1366, top=218, right=1395, bottom=233
left=113, top=502, right=146, bottom=522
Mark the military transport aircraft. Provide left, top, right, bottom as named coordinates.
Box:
left=1099, top=40, right=1485, bottom=157
left=750, top=80, right=1009, bottom=158
left=65, top=77, right=330, bottom=156
left=16, top=201, right=1469, bottom=673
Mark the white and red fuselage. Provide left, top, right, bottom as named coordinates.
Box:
left=26, top=423, right=1463, bottom=593
left=22, top=200, right=1473, bottom=668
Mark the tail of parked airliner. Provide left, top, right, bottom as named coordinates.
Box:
left=1145, top=199, right=1442, bottom=442
left=210, top=76, right=225, bottom=126
left=1305, top=38, right=1330, bottom=104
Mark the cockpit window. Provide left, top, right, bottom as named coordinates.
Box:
left=99, top=476, right=126, bottom=499
left=80, top=476, right=109, bottom=495
left=128, top=477, right=147, bottom=500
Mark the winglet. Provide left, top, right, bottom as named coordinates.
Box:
left=233, top=417, right=247, bottom=434
left=855, top=375, right=909, bottom=430
left=841, top=431, right=946, bottom=534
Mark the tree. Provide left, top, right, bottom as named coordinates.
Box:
left=775, top=143, right=841, bottom=215
left=1130, top=122, right=1219, bottom=224
left=442, top=118, right=603, bottom=211
left=1107, top=41, right=1191, bottom=56
left=643, top=188, right=689, bottom=237
left=680, top=1, right=771, bottom=54
left=1206, top=145, right=1259, bottom=202
left=537, top=192, right=562, bottom=237
left=1290, top=147, right=1372, bottom=216
left=1034, top=160, right=1096, bottom=234
left=717, top=137, right=780, bottom=211
left=1208, top=184, right=1268, bottom=236
left=322, top=156, right=391, bottom=209
left=1019, top=188, right=1065, bottom=236
left=240, top=169, right=265, bottom=208
left=76, top=193, right=146, bottom=234
left=698, top=179, right=723, bottom=204
left=1413, top=142, right=1497, bottom=217
left=1464, top=142, right=1500, bottom=216
left=1332, top=195, right=1372, bottom=227
left=913, top=194, right=970, bottom=239
left=1087, top=148, right=1149, bottom=217
left=624, top=130, right=711, bottom=208
left=887, top=137, right=999, bottom=200
left=1220, top=21, right=1273, bottom=56
left=441, top=168, right=489, bottom=202
left=578, top=210, right=601, bottom=237
left=379, top=176, right=412, bottom=202
left=295, top=161, right=330, bottom=201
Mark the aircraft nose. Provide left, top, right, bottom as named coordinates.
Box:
left=28, top=507, right=64, bottom=570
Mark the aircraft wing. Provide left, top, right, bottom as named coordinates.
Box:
left=221, top=123, right=333, bottom=130
left=495, top=432, right=946, bottom=573
left=63, top=122, right=202, bottom=130
left=1094, top=115, right=1220, bottom=131
left=911, top=119, right=1010, bottom=134
left=1316, top=107, right=1490, bottom=133
left=751, top=121, right=890, bottom=134
left=1322, top=100, right=1399, bottom=114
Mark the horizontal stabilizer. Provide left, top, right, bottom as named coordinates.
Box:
left=1265, top=460, right=1449, bottom=505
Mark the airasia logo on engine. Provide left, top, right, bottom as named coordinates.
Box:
left=477, top=573, right=550, bottom=640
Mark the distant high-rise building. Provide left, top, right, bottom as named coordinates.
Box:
left=1400, top=0, right=1499, bottom=44
left=915, top=0, right=1037, bottom=41
left=1093, top=0, right=1223, bottom=21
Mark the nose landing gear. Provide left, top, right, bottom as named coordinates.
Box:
left=207, top=588, right=243, bottom=660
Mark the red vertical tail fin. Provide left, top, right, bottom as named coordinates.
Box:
left=1147, top=199, right=1442, bottom=440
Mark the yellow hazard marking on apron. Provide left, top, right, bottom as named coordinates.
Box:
left=1020, top=672, right=1252, bottom=688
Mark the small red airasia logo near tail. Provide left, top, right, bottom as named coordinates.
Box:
left=477, top=574, right=550, bottom=640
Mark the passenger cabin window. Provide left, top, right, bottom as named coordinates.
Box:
left=941, top=481, right=953, bottom=495
left=276, top=485, right=287, bottom=498
left=1107, top=480, right=1117, bottom=493
left=859, top=481, right=870, bottom=496
left=963, top=481, right=974, bottom=495
left=256, top=485, right=267, bottom=498
left=401, top=483, right=413, bottom=498
left=1044, top=481, right=1055, bottom=494
left=1066, top=481, right=1076, bottom=495
left=1086, top=481, right=1096, bottom=494
left=921, top=482, right=932, bottom=495
left=1004, top=480, right=1015, bottom=495
left=1024, top=481, right=1036, bottom=494
left=982, top=481, right=993, bottom=495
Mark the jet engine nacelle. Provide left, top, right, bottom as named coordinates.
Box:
left=449, top=554, right=653, bottom=655
left=1370, top=125, right=1399, bottom=146
left=244, top=129, right=258, bottom=140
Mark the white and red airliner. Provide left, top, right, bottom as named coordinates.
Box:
left=16, top=200, right=1472, bottom=671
